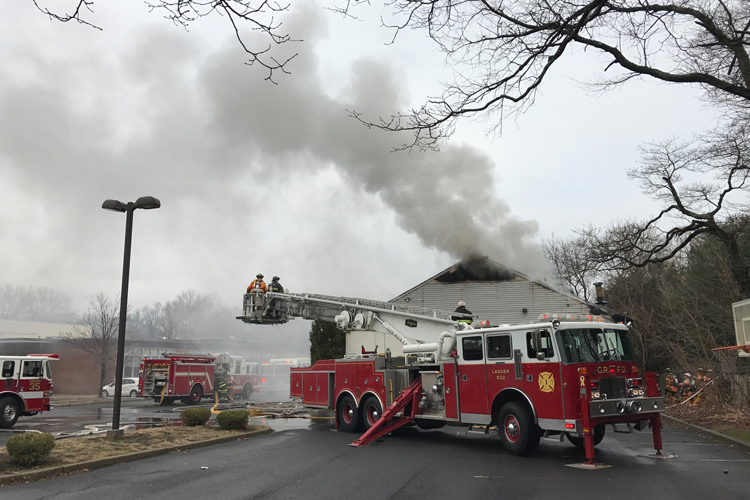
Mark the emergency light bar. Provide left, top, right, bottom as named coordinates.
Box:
left=538, top=313, right=605, bottom=323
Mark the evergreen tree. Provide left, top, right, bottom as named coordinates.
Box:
left=309, top=320, right=345, bottom=363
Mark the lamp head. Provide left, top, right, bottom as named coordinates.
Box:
left=102, top=199, right=128, bottom=212
left=134, top=196, right=161, bottom=210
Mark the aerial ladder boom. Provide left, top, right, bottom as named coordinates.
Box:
left=237, top=291, right=464, bottom=357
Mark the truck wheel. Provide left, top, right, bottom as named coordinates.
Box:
left=159, top=397, right=175, bottom=406
left=187, top=385, right=203, bottom=405
left=0, top=398, right=20, bottom=429
left=242, top=384, right=253, bottom=399
left=498, top=402, right=540, bottom=456
left=337, top=394, right=359, bottom=433
left=566, top=424, right=605, bottom=448
left=360, top=396, right=382, bottom=431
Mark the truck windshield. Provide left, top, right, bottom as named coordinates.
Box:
left=556, top=328, right=636, bottom=363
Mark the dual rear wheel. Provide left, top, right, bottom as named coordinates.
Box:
left=337, top=394, right=383, bottom=432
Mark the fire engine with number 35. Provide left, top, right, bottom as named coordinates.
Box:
left=0, top=354, right=58, bottom=429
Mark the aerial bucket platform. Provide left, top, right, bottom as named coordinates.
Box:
left=236, top=291, right=291, bottom=325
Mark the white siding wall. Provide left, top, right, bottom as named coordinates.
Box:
left=393, top=280, right=590, bottom=325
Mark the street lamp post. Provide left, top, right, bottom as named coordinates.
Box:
left=102, top=196, right=161, bottom=436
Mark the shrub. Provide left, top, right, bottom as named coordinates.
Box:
left=180, top=407, right=211, bottom=427
left=216, top=410, right=248, bottom=430
left=6, top=432, right=56, bottom=466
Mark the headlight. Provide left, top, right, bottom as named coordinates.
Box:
left=625, top=400, right=642, bottom=413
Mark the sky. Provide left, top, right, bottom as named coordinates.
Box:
left=0, top=0, right=720, bottom=315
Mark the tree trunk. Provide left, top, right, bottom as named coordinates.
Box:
left=725, top=237, right=750, bottom=299
left=99, top=362, right=107, bottom=398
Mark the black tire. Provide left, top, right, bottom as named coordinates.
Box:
left=566, top=424, right=605, bottom=448
left=337, top=394, right=359, bottom=433
left=242, top=384, right=254, bottom=400
left=102, top=390, right=109, bottom=398
left=129, top=390, right=138, bottom=398
left=159, top=397, right=175, bottom=406
left=497, top=402, right=540, bottom=456
left=0, top=397, right=20, bottom=429
left=186, top=385, right=203, bottom=405
left=415, top=419, right=446, bottom=430
left=360, top=396, right=383, bottom=431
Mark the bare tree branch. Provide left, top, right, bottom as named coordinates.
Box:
left=62, top=292, right=120, bottom=396
left=341, top=0, right=750, bottom=149
left=29, top=0, right=298, bottom=82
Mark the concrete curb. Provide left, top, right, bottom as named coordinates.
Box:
left=0, top=426, right=273, bottom=486
left=662, top=414, right=750, bottom=453
left=51, top=398, right=148, bottom=407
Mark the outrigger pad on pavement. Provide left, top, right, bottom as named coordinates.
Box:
left=565, top=463, right=613, bottom=470
left=638, top=453, right=678, bottom=459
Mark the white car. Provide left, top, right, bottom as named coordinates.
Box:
left=102, top=378, right=139, bottom=398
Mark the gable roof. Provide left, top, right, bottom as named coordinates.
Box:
left=389, top=256, right=611, bottom=316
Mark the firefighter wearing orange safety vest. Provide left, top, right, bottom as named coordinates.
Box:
left=664, top=368, right=679, bottom=402
left=247, top=273, right=267, bottom=293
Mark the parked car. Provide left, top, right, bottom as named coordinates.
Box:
left=101, top=378, right=139, bottom=398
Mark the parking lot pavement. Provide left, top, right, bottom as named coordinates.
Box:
left=2, top=418, right=750, bottom=500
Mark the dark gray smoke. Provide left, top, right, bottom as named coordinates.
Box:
left=0, top=3, right=548, bottom=309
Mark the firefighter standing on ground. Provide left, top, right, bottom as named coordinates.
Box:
left=452, top=301, right=473, bottom=324
left=217, top=374, right=230, bottom=402
left=678, top=373, right=695, bottom=403
left=664, top=368, right=679, bottom=403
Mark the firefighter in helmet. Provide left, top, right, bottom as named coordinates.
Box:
left=265, top=276, right=285, bottom=320
left=216, top=370, right=230, bottom=402
left=451, top=301, right=473, bottom=324
left=678, top=372, right=694, bottom=403
left=664, top=368, right=678, bottom=403
left=692, top=368, right=706, bottom=405
left=247, top=274, right=267, bottom=294
left=268, top=276, right=284, bottom=293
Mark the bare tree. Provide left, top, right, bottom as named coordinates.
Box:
left=29, top=0, right=297, bottom=81
left=542, top=234, right=603, bottom=301
left=581, top=124, right=750, bottom=296
left=0, top=284, right=74, bottom=322
left=344, top=0, right=750, bottom=149
left=62, top=292, right=119, bottom=396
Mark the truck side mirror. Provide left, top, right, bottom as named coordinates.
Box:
left=532, top=330, right=546, bottom=360
left=531, top=330, right=541, bottom=352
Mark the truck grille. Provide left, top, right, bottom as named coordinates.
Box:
left=599, top=377, right=627, bottom=399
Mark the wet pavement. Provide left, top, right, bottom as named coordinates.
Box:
left=1, top=392, right=332, bottom=446
left=3, top=417, right=750, bottom=500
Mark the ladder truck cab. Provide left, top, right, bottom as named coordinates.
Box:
left=0, top=354, right=58, bottom=429
left=238, top=293, right=666, bottom=462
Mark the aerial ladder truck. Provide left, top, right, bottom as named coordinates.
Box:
left=238, top=290, right=666, bottom=464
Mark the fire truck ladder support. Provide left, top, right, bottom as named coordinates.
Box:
left=349, top=377, right=423, bottom=448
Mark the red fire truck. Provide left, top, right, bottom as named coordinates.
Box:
left=0, top=354, right=58, bottom=428
left=258, top=358, right=310, bottom=393
left=139, top=353, right=261, bottom=404
left=139, top=354, right=218, bottom=405
left=217, top=353, right=262, bottom=399
left=238, top=292, right=666, bottom=463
